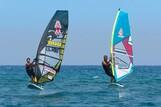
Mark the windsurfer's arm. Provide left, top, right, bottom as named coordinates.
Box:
left=109, top=56, right=112, bottom=65
left=32, top=58, right=37, bottom=67
left=109, top=60, right=112, bottom=65
left=102, top=61, right=109, bottom=66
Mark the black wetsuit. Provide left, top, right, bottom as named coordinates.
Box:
left=102, top=61, right=114, bottom=78
left=25, top=63, right=35, bottom=78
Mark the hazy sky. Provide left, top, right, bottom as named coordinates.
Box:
left=0, top=0, right=161, bottom=65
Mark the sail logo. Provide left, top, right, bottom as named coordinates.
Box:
left=118, top=28, right=124, bottom=38
left=128, top=36, right=133, bottom=45
left=54, top=20, right=62, bottom=36
left=48, top=40, right=62, bottom=47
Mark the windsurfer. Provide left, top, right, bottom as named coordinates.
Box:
left=102, top=55, right=115, bottom=83
left=25, top=57, right=37, bottom=83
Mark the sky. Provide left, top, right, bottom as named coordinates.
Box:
left=0, top=0, right=161, bottom=65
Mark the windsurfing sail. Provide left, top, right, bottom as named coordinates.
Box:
left=110, top=9, right=133, bottom=82
left=34, top=10, right=68, bottom=84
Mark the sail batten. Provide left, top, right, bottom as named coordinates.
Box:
left=34, top=10, right=68, bottom=84
left=110, top=9, right=133, bottom=82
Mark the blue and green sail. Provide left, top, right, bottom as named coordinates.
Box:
left=110, top=9, right=133, bottom=82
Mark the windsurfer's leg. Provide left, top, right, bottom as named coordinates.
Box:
left=30, top=69, right=37, bottom=83
left=110, top=77, right=113, bottom=83
left=111, top=76, right=115, bottom=83
left=110, top=78, right=113, bottom=83
left=30, top=75, right=34, bottom=83
left=34, top=76, right=37, bottom=83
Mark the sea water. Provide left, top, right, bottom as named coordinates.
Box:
left=0, top=65, right=161, bottom=107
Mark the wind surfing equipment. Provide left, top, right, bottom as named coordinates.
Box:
left=110, top=83, right=124, bottom=88
left=33, top=10, right=68, bottom=84
left=28, top=83, right=44, bottom=90
left=110, top=9, right=133, bottom=82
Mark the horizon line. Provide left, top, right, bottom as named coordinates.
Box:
left=0, top=64, right=161, bottom=66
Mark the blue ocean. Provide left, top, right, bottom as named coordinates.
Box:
left=0, top=65, right=161, bottom=107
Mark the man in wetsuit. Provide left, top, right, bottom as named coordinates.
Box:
left=25, top=57, right=37, bottom=83
left=102, top=55, right=115, bottom=83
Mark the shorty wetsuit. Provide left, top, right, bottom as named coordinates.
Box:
left=102, top=61, right=114, bottom=78
left=25, top=63, right=35, bottom=78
